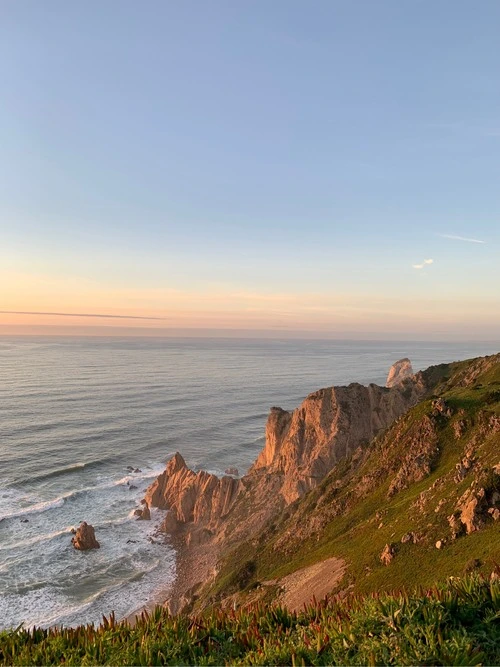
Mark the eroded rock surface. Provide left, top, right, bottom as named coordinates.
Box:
left=71, top=522, right=100, bottom=550
left=251, top=377, right=426, bottom=503
left=386, top=358, right=414, bottom=388
left=145, top=453, right=241, bottom=537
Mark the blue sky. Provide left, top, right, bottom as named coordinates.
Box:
left=0, top=0, right=499, bottom=338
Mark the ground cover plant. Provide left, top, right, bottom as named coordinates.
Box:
left=1, top=574, right=499, bottom=665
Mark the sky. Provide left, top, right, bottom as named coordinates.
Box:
left=0, top=0, right=499, bottom=340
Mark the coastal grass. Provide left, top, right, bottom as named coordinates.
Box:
left=1, top=574, right=499, bottom=665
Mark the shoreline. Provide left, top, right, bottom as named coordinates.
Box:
left=125, top=533, right=218, bottom=624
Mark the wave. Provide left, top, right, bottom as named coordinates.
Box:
left=0, top=467, right=164, bottom=523
left=0, top=496, right=67, bottom=522
left=0, top=526, right=75, bottom=552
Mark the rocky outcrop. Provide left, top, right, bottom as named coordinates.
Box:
left=251, top=376, right=426, bottom=503
left=72, top=522, right=100, bottom=550
left=146, top=362, right=430, bottom=545
left=135, top=500, right=151, bottom=520
left=145, top=453, right=241, bottom=538
left=386, top=358, right=414, bottom=388
left=387, top=415, right=440, bottom=498
left=380, top=543, right=396, bottom=565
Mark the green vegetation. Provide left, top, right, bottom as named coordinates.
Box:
left=1, top=575, right=498, bottom=665
left=207, top=354, right=500, bottom=605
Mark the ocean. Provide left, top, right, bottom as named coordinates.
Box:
left=1, top=336, right=499, bottom=630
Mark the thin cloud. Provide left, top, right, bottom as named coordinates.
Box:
left=0, top=310, right=167, bottom=320
left=438, top=234, right=486, bottom=244
left=412, top=259, right=434, bottom=270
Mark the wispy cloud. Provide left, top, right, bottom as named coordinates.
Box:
left=412, top=259, right=434, bottom=270
left=0, top=310, right=167, bottom=320
left=438, top=234, right=486, bottom=244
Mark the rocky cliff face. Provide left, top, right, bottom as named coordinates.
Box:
left=145, top=361, right=429, bottom=539
left=251, top=377, right=427, bottom=503
left=144, top=452, right=241, bottom=542
left=386, top=358, right=414, bottom=387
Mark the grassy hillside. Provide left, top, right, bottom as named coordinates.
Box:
left=208, top=354, right=500, bottom=605
left=1, top=574, right=499, bottom=665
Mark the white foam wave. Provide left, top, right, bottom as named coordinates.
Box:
left=0, top=526, right=75, bottom=552
left=0, top=496, right=66, bottom=522
left=0, top=467, right=163, bottom=523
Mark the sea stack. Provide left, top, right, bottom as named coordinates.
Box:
left=71, top=522, right=100, bottom=550
left=386, top=358, right=414, bottom=387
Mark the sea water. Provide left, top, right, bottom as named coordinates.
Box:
left=1, top=336, right=498, bottom=629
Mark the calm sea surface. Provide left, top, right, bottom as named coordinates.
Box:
left=1, top=336, right=499, bottom=629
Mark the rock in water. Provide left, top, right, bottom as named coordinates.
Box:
left=224, top=467, right=239, bottom=476
left=71, top=522, right=100, bottom=550
left=136, top=502, right=151, bottom=520
left=386, top=358, right=414, bottom=388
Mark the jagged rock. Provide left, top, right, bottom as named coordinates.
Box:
left=380, top=543, right=396, bottom=565
left=453, top=420, right=467, bottom=439
left=431, top=398, right=453, bottom=418
left=145, top=453, right=241, bottom=533
left=458, top=487, right=487, bottom=534
left=386, top=358, right=414, bottom=388
left=454, top=450, right=476, bottom=483
left=224, top=467, right=239, bottom=476
left=252, top=376, right=426, bottom=503
left=387, top=415, right=439, bottom=498
left=71, top=522, right=100, bottom=550
left=134, top=468, right=142, bottom=473
left=448, top=513, right=463, bottom=540
left=186, top=527, right=213, bottom=546
left=488, top=507, right=500, bottom=521
left=20, top=519, right=29, bottom=523
left=129, top=484, right=138, bottom=490
left=435, top=498, right=446, bottom=513
left=435, top=540, right=444, bottom=549
left=162, top=511, right=180, bottom=533
left=136, top=502, right=151, bottom=520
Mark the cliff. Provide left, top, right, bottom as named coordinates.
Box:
left=250, top=376, right=426, bottom=503
left=145, top=362, right=429, bottom=541
left=143, top=354, right=500, bottom=614
left=144, top=452, right=241, bottom=544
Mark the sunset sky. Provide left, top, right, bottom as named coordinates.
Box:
left=1, top=0, right=499, bottom=339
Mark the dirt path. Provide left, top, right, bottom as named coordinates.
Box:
left=277, top=557, right=347, bottom=611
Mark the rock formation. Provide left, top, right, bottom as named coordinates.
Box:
left=386, top=358, right=414, bottom=388
left=71, top=522, right=100, bottom=550
left=140, top=353, right=500, bottom=615
left=380, top=543, right=396, bottom=565
left=145, top=453, right=241, bottom=539
left=135, top=501, right=151, bottom=520
left=145, top=361, right=429, bottom=542
left=251, top=377, right=426, bottom=503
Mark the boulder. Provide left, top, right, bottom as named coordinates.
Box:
left=386, top=358, right=414, bottom=388
left=458, top=487, right=487, bottom=534
left=488, top=507, right=500, bottom=521
left=432, top=398, right=453, bottom=418
left=380, top=543, right=396, bottom=566
left=137, top=503, right=151, bottom=521
left=224, top=467, right=239, bottom=476
left=71, top=522, right=100, bottom=550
